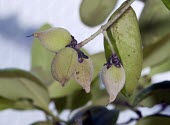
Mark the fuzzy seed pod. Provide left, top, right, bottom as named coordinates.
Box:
left=51, top=47, right=78, bottom=86
left=73, top=58, right=93, bottom=93
left=101, top=64, right=126, bottom=103
left=34, top=28, right=72, bottom=52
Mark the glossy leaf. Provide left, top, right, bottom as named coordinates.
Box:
left=105, top=6, right=143, bottom=97
left=162, top=0, right=170, bottom=10
left=31, top=24, right=54, bottom=86
left=80, top=0, right=117, bottom=27
left=69, top=106, right=119, bottom=125
left=150, top=58, right=170, bottom=76
left=139, top=0, right=170, bottom=47
left=136, top=115, right=170, bottom=125
left=133, top=81, right=170, bottom=107
left=0, top=96, right=33, bottom=110
left=0, top=69, right=50, bottom=110
left=31, top=121, right=53, bottom=125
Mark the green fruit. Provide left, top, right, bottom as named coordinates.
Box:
left=101, top=64, right=125, bottom=103
left=51, top=47, right=78, bottom=86
left=73, top=58, right=93, bottom=93
left=34, top=28, right=72, bottom=52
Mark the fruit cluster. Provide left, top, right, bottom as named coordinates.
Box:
left=33, top=27, right=125, bottom=103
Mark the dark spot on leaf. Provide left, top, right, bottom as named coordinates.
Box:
left=76, top=71, right=80, bottom=75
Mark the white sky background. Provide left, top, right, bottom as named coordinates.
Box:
left=0, top=0, right=170, bottom=125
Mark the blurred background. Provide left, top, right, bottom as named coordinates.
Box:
left=0, top=0, right=170, bottom=125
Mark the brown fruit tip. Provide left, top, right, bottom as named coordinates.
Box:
left=33, top=33, right=39, bottom=37
left=60, top=79, right=68, bottom=87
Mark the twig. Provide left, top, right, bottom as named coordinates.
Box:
left=77, top=0, right=135, bottom=49
left=43, top=108, right=67, bottom=123
left=33, top=105, right=67, bottom=123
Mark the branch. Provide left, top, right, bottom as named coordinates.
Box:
left=77, top=0, right=135, bottom=49
left=43, top=108, right=67, bottom=123
left=34, top=105, right=67, bottom=123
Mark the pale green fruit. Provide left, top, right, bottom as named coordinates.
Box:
left=51, top=47, right=78, bottom=86
left=34, top=28, right=72, bottom=52
left=101, top=65, right=125, bottom=103
left=73, top=58, right=93, bottom=93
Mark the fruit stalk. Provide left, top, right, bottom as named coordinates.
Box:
left=77, top=0, right=135, bottom=49
left=103, top=31, right=115, bottom=54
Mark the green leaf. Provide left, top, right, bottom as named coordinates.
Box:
left=136, top=115, right=170, bottom=125
left=0, top=69, right=50, bottom=110
left=31, top=121, right=53, bottom=125
left=150, top=58, right=170, bottom=76
left=80, top=0, right=117, bottom=27
left=0, top=96, right=33, bottom=110
left=48, top=80, right=81, bottom=98
left=162, top=0, right=170, bottom=10
left=104, top=6, right=143, bottom=97
left=31, top=24, right=54, bottom=86
left=133, top=81, right=170, bottom=107
left=90, top=52, right=105, bottom=79
left=91, top=76, right=109, bottom=106
left=91, top=77, right=108, bottom=105
left=54, top=89, right=91, bottom=112
left=67, top=89, right=91, bottom=110
left=69, top=106, right=119, bottom=125
left=139, top=0, right=170, bottom=47
left=92, top=89, right=109, bottom=106
left=53, top=96, right=67, bottom=113
left=143, top=35, right=170, bottom=67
